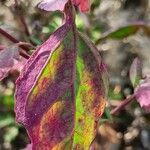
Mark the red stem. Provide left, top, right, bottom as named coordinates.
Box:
left=110, top=94, right=135, bottom=115
left=0, top=28, right=19, bottom=43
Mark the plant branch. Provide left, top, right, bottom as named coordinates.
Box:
left=19, top=16, right=30, bottom=36
left=110, top=94, right=135, bottom=115
left=0, top=28, right=30, bottom=59
left=14, top=0, right=30, bottom=36
left=0, top=28, right=19, bottom=43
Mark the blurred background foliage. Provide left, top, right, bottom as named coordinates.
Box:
left=0, top=0, right=150, bottom=149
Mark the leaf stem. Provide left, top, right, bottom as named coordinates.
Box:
left=64, top=0, right=75, bottom=24
left=110, top=94, right=135, bottom=115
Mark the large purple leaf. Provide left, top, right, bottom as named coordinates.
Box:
left=15, top=4, right=107, bottom=149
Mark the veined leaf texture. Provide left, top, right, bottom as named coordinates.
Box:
left=15, top=1, right=108, bottom=150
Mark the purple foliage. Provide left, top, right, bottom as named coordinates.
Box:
left=38, top=0, right=68, bottom=11
left=135, top=78, right=150, bottom=112
left=0, top=45, right=25, bottom=80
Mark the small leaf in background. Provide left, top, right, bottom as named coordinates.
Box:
left=135, top=78, right=150, bottom=112
left=104, top=107, right=112, bottom=120
left=91, top=0, right=101, bottom=11
left=0, top=45, right=20, bottom=68
left=129, top=57, right=142, bottom=87
left=38, top=0, right=91, bottom=12
left=96, top=22, right=150, bottom=44
left=104, top=25, right=140, bottom=39
left=0, top=45, right=19, bottom=80
left=0, top=45, right=27, bottom=80
left=38, top=0, right=68, bottom=11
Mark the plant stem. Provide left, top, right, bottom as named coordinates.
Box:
left=0, top=28, right=19, bottom=43
left=14, top=0, right=30, bottom=36
left=0, top=28, right=30, bottom=59
left=19, top=16, right=30, bottom=36
left=64, top=0, right=75, bottom=26
left=110, top=94, right=135, bottom=115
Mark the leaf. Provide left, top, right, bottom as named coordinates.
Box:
left=15, top=4, right=107, bottom=149
left=135, top=78, right=150, bottom=112
left=15, top=21, right=76, bottom=149
left=38, top=0, right=68, bottom=11
left=0, top=45, right=19, bottom=68
left=72, top=33, right=106, bottom=149
left=0, top=45, right=27, bottom=81
left=38, top=0, right=91, bottom=12
left=103, top=25, right=140, bottom=40
left=96, top=22, right=150, bottom=44
left=104, top=107, right=112, bottom=120
left=129, top=57, right=142, bottom=87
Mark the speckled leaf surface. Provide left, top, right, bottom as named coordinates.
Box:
left=72, top=33, right=106, bottom=149
left=15, top=13, right=107, bottom=150
left=15, top=21, right=76, bottom=149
